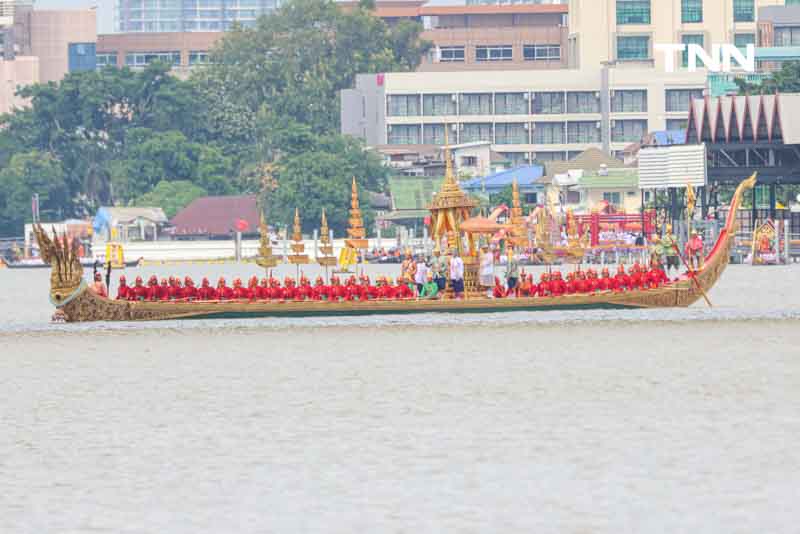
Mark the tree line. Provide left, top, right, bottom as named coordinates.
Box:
left=0, top=0, right=432, bottom=237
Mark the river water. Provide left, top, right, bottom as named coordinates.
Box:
left=2, top=263, right=799, bottom=532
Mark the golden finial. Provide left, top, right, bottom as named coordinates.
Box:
left=345, top=177, right=368, bottom=249
left=288, top=208, right=309, bottom=264
left=320, top=208, right=330, bottom=245
left=292, top=207, right=302, bottom=242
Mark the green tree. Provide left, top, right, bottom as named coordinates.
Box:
left=737, top=61, right=800, bottom=94
left=134, top=180, right=207, bottom=218
left=267, top=134, right=389, bottom=235
left=0, top=151, right=67, bottom=235
left=199, top=0, right=431, bottom=135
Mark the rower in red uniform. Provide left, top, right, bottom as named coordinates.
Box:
left=166, top=276, right=179, bottom=300
left=216, top=277, right=233, bottom=300
left=598, top=268, right=613, bottom=291
left=537, top=273, right=551, bottom=297
left=247, top=276, right=259, bottom=300
left=255, top=278, right=269, bottom=300
left=550, top=271, right=567, bottom=296
left=357, top=274, right=372, bottom=300
left=231, top=277, right=247, bottom=299
left=156, top=278, right=169, bottom=301
left=129, top=276, right=144, bottom=301
left=518, top=273, right=533, bottom=297
left=646, top=261, right=668, bottom=289
left=329, top=275, right=346, bottom=301
left=566, top=273, right=578, bottom=295
left=343, top=275, right=359, bottom=301
left=573, top=271, right=587, bottom=293
left=395, top=276, right=414, bottom=299
left=312, top=276, right=327, bottom=301
left=492, top=276, right=506, bottom=298
left=267, top=277, right=282, bottom=300
left=183, top=277, right=198, bottom=300
left=376, top=276, right=392, bottom=299
left=197, top=277, right=214, bottom=300
left=614, top=264, right=630, bottom=292
left=282, top=277, right=296, bottom=300
left=116, top=275, right=130, bottom=300
left=630, top=262, right=643, bottom=290
left=296, top=276, right=312, bottom=301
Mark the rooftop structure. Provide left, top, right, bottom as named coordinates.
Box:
left=170, top=195, right=260, bottom=239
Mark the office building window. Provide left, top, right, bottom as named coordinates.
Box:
left=533, top=92, right=564, bottom=114
left=523, top=44, right=561, bottom=61
left=439, top=46, right=465, bottom=62
left=495, top=123, right=528, bottom=145
left=666, top=119, right=689, bottom=131
left=681, top=34, right=704, bottom=67
left=734, top=33, right=755, bottom=52
left=733, top=0, right=754, bottom=22
left=423, top=124, right=446, bottom=145
left=495, top=93, right=528, bottom=115
left=533, top=122, right=565, bottom=144
left=476, top=45, right=512, bottom=62
left=387, top=95, right=421, bottom=117
left=612, top=90, right=647, bottom=112
left=616, top=0, right=650, bottom=24
left=567, top=122, right=600, bottom=143
left=665, top=89, right=704, bottom=112
left=681, top=0, right=702, bottom=23
left=125, top=51, right=181, bottom=66
left=533, top=151, right=567, bottom=162
left=96, top=52, right=118, bottom=68
left=423, top=94, right=456, bottom=116
left=460, top=123, right=493, bottom=143
left=567, top=92, right=599, bottom=113
left=616, top=36, right=650, bottom=61
left=387, top=124, right=421, bottom=145
left=611, top=119, right=648, bottom=143
left=188, top=51, right=210, bottom=65
left=774, top=27, right=800, bottom=47
left=461, top=156, right=478, bottom=167
left=459, top=93, right=492, bottom=115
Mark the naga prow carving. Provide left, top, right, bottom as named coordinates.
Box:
left=33, top=224, right=86, bottom=306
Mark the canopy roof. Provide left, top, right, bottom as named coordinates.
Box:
left=93, top=207, right=168, bottom=233
left=170, top=195, right=259, bottom=237
left=460, top=165, right=544, bottom=193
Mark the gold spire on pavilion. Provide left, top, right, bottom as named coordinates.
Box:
left=288, top=208, right=309, bottom=264
left=256, top=212, right=279, bottom=268
left=345, top=177, right=368, bottom=250
left=317, top=208, right=337, bottom=267
left=507, top=178, right=528, bottom=246
left=429, top=125, right=477, bottom=254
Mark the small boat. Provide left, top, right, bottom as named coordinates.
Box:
left=4, top=257, right=140, bottom=269
left=34, top=174, right=756, bottom=323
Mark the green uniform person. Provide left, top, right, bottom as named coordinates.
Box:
left=660, top=224, right=680, bottom=275
left=419, top=273, right=439, bottom=299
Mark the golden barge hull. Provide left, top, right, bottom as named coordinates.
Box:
left=37, top=175, right=756, bottom=323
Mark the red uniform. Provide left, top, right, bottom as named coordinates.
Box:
left=283, top=279, right=297, bottom=300
left=330, top=278, right=346, bottom=300
left=395, top=283, right=414, bottom=299
left=493, top=277, right=506, bottom=298
left=565, top=275, right=577, bottom=295
left=197, top=278, right=215, bottom=300
left=232, top=278, right=250, bottom=299
left=116, top=277, right=129, bottom=300
left=537, top=275, right=551, bottom=297
left=614, top=267, right=630, bottom=291
left=182, top=278, right=198, bottom=300
left=216, top=278, right=233, bottom=300
left=313, top=278, right=328, bottom=300
left=550, top=273, right=566, bottom=297
left=646, top=267, right=668, bottom=289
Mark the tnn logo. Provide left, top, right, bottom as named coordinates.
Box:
left=654, top=44, right=756, bottom=73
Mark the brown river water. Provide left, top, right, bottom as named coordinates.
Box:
left=1, top=263, right=799, bottom=532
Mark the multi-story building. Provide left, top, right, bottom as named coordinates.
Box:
left=342, top=68, right=706, bottom=165
left=0, top=3, right=96, bottom=113
left=568, top=0, right=787, bottom=71
left=97, top=32, right=217, bottom=76
left=116, top=0, right=280, bottom=33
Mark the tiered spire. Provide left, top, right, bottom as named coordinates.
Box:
left=428, top=125, right=477, bottom=254
left=316, top=208, right=337, bottom=268
left=507, top=179, right=528, bottom=246
left=256, top=212, right=279, bottom=268
left=345, top=177, right=368, bottom=250
left=287, top=208, right=309, bottom=265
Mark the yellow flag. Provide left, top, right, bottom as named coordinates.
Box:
left=686, top=182, right=696, bottom=214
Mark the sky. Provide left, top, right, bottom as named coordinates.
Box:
left=34, top=0, right=115, bottom=34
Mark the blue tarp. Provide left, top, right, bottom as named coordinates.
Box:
left=92, top=207, right=112, bottom=234
left=461, top=165, right=545, bottom=194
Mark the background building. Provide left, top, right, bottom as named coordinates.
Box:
left=342, top=68, right=706, bottom=165
left=97, top=31, right=217, bottom=76
left=116, top=0, right=280, bottom=33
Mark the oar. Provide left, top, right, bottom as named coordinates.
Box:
left=673, top=244, right=712, bottom=308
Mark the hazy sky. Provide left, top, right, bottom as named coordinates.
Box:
left=34, top=0, right=115, bottom=34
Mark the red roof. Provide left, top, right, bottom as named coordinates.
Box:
left=170, top=195, right=259, bottom=237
